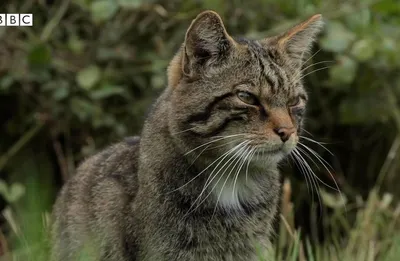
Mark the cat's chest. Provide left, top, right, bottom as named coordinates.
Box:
left=210, top=170, right=263, bottom=212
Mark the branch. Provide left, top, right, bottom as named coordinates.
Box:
left=0, top=122, right=44, bottom=172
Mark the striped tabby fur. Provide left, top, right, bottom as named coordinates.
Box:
left=51, top=10, right=323, bottom=261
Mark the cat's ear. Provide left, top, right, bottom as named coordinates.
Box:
left=182, top=11, right=236, bottom=77
left=267, top=14, right=324, bottom=67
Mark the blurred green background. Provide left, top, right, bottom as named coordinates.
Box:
left=0, top=0, right=400, bottom=260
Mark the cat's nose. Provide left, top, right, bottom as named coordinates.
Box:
left=274, top=127, right=296, bottom=142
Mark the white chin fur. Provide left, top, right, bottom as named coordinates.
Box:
left=210, top=153, right=281, bottom=212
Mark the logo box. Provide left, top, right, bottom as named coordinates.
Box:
left=0, top=14, right=33, bottom=26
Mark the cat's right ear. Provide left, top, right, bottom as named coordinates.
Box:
left=182, top=11, right=236, bottom=78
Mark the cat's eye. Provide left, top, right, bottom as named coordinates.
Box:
left=289, top=96, right=302, bottom=107
left=237, top=91, right=257, bottom=105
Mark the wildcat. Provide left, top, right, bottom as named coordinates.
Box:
left=51, top=10, right=323, bottom=261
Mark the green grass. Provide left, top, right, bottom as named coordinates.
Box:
left=1, top=178, right=399, bottom=261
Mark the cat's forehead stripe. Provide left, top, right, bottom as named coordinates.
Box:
left=243, top=40, right=278, bottom=93
left=242, top=39, right=291, bottom=94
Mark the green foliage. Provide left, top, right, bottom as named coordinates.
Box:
left=0, top=0, right=400, bottom=260
left=0, top=180, right=25, bottom=204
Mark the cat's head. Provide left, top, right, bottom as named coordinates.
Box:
left=168, top=11, right=323, bottom=165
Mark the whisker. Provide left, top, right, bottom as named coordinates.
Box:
left=290, top=60, right=335, bottom=87
left=210, top=146, right=251, bottom=221
left=297, top=144, right=347, bottom=215
left=292, top=150, right=318, bottom=203
left=296, top=145, right=339, bottom=192
left=301, top=60, right=335, bottom=74
left=189, top=138, right=245, bottom=167
left=293, top=148, right=323, bottom=211
left=300, top=136, right=334, bottom=155
left=232, top=147, right=254, bottom=198
left=298, top=66, right=332, bottom=81
left=184, top=134, right=247, bottom=156
left=300, top=128, right=314, bottom=137
left=245, top=149, right=257, bottom=183
left=290, top=153, right=312, bottom=197
left=168, top=141, right=247, bottom=193
left=302, top=48, right=322, bottom=68
left=298, top=143, right=343, bottom=195
left=296, top=146, right=321, bottom=170
left=295, top=145, right=347, bottom=215
left=186, top=143, right=250, bottom=217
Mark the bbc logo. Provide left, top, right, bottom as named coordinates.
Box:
left=0, top=14, right=33, bottom=26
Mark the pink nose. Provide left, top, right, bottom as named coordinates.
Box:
left=274, top=127, right=295, bottom=142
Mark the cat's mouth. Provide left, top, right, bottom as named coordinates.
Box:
left=251, top=141, right=297, bottom=157
left=262, top=147, right=283, bottom=154
left=249, top=141, right=291, bottom=152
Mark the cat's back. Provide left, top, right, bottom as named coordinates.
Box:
left=51, top=136, right=140, bottom=261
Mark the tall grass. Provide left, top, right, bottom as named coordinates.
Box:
left=1, top=178, right=399, bottom=261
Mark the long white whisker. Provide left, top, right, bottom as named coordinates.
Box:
left=296, top=146, right=338, bottom=192
left=169, top=141, right=247, bottom=193
left=201, top=141, right=250, bottom=193
left=298, top=66, right=332, bottom=81
left=290, top=153, right=312, bottom=197
left=298, top=143, right=344, bottom=199
left=245, top=149, right=257, bottom=183
left=210, top=146, right=251, bottom=221
left=186, top=142, right=250, bottom=217
left=293, top=150, right=317, bottom=203
left=184, top=134, right=246, bottom=156
left=302, top=49, right=322, bottom=68
left=290, top=61, right=335, bottom=86
left=301, top=60, right=335, bottom=73
left=296, top=146, right=321, bottom=170
left=300, top=136, right=334, bottom=155
left=189, top=138, right=246, bottom=167
left=186, top=142, right=249, bottom=211
left=301, top=144, right=347, bottom=214
left=293, top=148, right=322, bottom=210
left=300, top=128, right=314, bottom=137
left=232, top=147, right=254, bottom=199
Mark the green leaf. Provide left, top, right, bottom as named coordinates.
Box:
left=0, top=75, right=14, bottom=91
left=381, top=37, right=396, bottom=53
left=53, top=85, right=70, bottom=101
left=351, top=39, right=375, bottom=62
left=89, top=85, right=127, bottom=100
left=76, top=65, right=101, bottom=89
left=68, top=36, right=85, bottom=54
left=28, top=44, right=52, bottom=68
left=8, top=183, right=26, bottom=202
left=0, top=180, right=25, bottom=203
left=329, top=55, right=357, bottom=84
left=320, top=21, right=356, bottom=53
left=117, top=0, right=144, bottom=8
left=91, top=0, right=119, bottom=23
left=70, top=97, right=98, bottom=121
left=345, top=9, right=371, bottom=31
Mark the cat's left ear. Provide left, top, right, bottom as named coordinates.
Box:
left=182, top=11, right=236, bottom=78
left=264, top=14, right=324, bottom=67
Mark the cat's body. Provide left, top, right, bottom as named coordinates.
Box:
left=51, top=11, right=323, bottom=261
